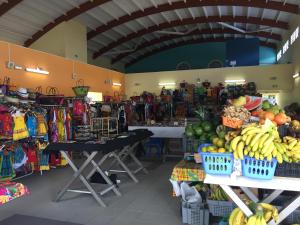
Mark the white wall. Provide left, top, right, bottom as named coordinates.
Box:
left=125, top=64, right=294, bottom=102
left=30, top=20, right=87, bottom=63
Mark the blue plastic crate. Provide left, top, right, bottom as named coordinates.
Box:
left=200, top=152, right=234, bottom=175
left=242, top=157, right=277, bottom=180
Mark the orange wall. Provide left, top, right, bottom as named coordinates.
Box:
left=0, top=41, right=125, bottom=96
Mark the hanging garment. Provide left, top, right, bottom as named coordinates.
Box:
left=73, top=100, right=85, bottom=116
left=25, top=113, right=37, bottom=137
left=12, top=113, right=29, bottom=141
left=65, top=109, right=72, bottom=140
left=57, top=109, right=66, bottom=142
left=12, top=145, right=27, bottom=169
left=36, top=113, right=48, bottom=136
left=0, top=150, right=15, bottom=180
left=36, top=141, right=50, bottom=171
left=0, top=113, right=13, bottom=139
left=49, top=109, right=58, bottom=143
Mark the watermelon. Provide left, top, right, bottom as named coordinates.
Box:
left=244, top=96, right=262, bottom=111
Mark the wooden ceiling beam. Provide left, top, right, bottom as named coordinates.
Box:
left=111, top=28, right=281, bottom=64
left=125, top=37, right=277, bottom=68
left=24, top=0, right=111, bottom=47
left=93, top=16, right=288, bottom=59
left=0, top=0, right=23, bottom=17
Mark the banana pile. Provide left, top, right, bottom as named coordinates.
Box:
left=280, top=136, right=300, bottom=163
left=209, top=185, right=229, bottom=201
left=229, top=203, right=279, bottom=225
left=230, top=125, right=281, bottom=162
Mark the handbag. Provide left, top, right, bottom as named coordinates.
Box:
left=37, top=87, right=64, bottom=105
left=72, top=79, right=89, bottom=97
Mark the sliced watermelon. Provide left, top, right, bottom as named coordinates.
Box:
left=246, top=95, right=251, bottom=104
left=244, top=96, right=262, bottom=111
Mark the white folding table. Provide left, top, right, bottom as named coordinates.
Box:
left=204, top=174, right=300, bottom=225
left=128, top=126, right=185, bottom=161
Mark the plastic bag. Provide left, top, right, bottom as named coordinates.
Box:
left=180, top=182, right=202, bottom=203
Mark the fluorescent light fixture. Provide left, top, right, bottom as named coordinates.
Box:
left=293, top=73, right=299, bottom=79
left=113, top=82, right=122, bottom=86
left=158, top=82, right=176, bottom=86
left=14, top=65, right=23, bottom=70
left=225, top=79, right=246, bottom=83
left=87, top=92, right=103, bottom=102
left=26, top=67, right=49, bottom=75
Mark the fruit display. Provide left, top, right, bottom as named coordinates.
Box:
left=223, top=106, right=251, bottom=122
left=281, top=136, right=300, bottom=163
left=209, top=185, right=229, bottom=201
left=232, top=96, right=262, bottom=111
left=185, top=121, right=217, bottom=143
left=229, top=203, right=279, bottom=225
left=229, top=123, right=281, bottom=162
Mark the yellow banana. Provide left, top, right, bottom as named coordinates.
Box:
left=288, top=140, right=298, bottom=150
left=231, top=136, right=242, bottom=152
left=255, top=216, right=261, bottom=225
left=263, top=136, right=275, bottom=148
left=267, top=154, right=272, bottom=161
left=260, top=216, right=267, bottom=225
left=246, top=215, right=257, bottom=225
left=246, top=134, right=255, bottom=146
left=258, top=133, right=271, bottom=149
left=274, top=142, right=285, bottom=154
left=249, top=151, right=255, bottom=157
left=234, top=151, right=239, bottom=160
left=264, top=211, right=272, bottom=222
left=241, top=126, right=258, bottom=135
left=276, top=153, right=283, bottom=164
left=261, top=141, right=273, bottom=155
left=252, top=142, right=259, bottom=152
left=260, top=203, right=275, bottom=211
left=292, top=146, right=300, bottom=151
left=234, top=209, right=245, bottom=225
left=229, top=208, right=240, bottom=225
left=255, top=152, right=260, bottom=160
left=272, top=148, right=277, bottom=157
left=237, top=141, right=245, bottom=160
left=259, top=154, right=265, bottom=160
left=263, top=143, right=275, bottom=157
left=250, top=132, right=265, bottom=147
left=244, top=128, right=263, bottom=136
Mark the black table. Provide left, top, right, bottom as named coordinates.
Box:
left=45, top=129, right=152, bottom=207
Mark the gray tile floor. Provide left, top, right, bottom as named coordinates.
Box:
left=0, top=160, right=182, bottom=225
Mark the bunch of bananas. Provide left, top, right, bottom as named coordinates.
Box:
left=280, top=136, right=300, bottom=163
left=209, top=185, right=229, bottom=201
left=229, top=125, right=281, bottom=162
left=229, top=203, right=279, bottom=225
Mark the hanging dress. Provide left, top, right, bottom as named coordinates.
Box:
left=12, top=113, right=29, bottom=141
left=36, top=113, right=48, bottom=136
left=25, top=113, right=37, bottom=137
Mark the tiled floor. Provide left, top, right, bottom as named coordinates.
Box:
left=0, top=160, right=182, bottom=225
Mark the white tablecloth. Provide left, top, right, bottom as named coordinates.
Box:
left=128, top=126, right=185, bottom=138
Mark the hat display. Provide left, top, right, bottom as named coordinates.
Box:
left=16, top=87, right=29, bottom=99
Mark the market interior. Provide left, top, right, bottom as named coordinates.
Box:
left=0, top=1, right=300, bottom=225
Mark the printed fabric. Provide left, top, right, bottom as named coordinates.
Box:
left=12, top=114, right=29, bottom=141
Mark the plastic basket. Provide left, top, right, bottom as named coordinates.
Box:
left=183, top=135, right=204, bottom=153
left=207, top=200, right=236, bottom=217
left=222, top=116, right=243, bottom=129
left=242, top=157, right=277, bottom=180
left=197, top=143, right=214, bottom=153
left=275, top=162, right=300, bottom=178
left=200, top=152, right=234, bottom=175
left=182, top=201, right=209, bottom=225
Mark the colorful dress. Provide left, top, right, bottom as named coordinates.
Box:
left=12, top=113, right=29, bottom=141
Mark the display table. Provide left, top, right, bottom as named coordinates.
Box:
left=171, top=160, right=205, bottom=182
left=45, top=129, right=152, bottom=207
left=204, top=174, right=300, bottom=225
left=128, top=126, right=185, bottom=161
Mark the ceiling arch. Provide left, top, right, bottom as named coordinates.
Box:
left=0, top=0, right=22, bottom=17
left=23, top=0, right=111, bottom=47
left=111, top=28, right=281, bottom=64
left=125, top=37, right=275, bottom=68
left=87, top=0, right=299, bottom=40
left=92, top=16, right=288, bottom=59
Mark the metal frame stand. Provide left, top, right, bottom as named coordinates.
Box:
left=205, top=175, right=300, bottom=225
left=108, top=142, right=149, bottom=183
left=55, top=151, right=121, bottom=207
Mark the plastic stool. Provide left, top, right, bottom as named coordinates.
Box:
left=144, top=138, right=164, bottom=158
